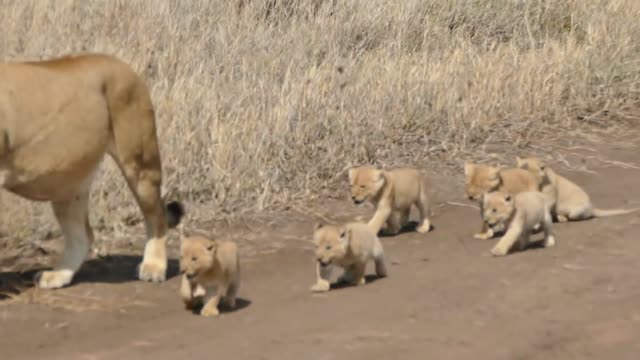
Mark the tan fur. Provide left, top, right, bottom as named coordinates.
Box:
left=482, top=191, right=556, bottom=256
left=180, top=235, right=240, bottom=317
left=348, top=166, right=432, bottom=236
left=464, top=162, right=541, bottom=240
left=0, top=53, right=183, bottom=289
left=516, top=157, right=640, bottom=222
left=310, top=222, right=387, bottom=292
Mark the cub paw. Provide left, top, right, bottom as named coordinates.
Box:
left=200, top=304, right=220, bottom=317
left=310, top=281, right=331, bottom=292
left=490, top=246, right=509, bottom=257
left=417, top=221, right=432, bottom=234
left=474, top=232, right=492, bottom=240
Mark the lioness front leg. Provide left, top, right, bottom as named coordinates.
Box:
left=37, top=190, right=92, bottom=289
left=310, top=262, right=333, bottom=292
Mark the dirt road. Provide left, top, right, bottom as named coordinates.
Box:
left=2, top=143, right=640, bottom=360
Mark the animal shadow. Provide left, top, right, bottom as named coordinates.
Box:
left=0, top=255, right=180, bottom=300
left=329, top=273, right=385, bottom=291
left=378, top=221, right=435, bottom=238
left=187, top=297, right=252, bottom=316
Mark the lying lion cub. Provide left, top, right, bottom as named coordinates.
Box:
left=516, top=156, right=639, bottom=222
left=348, top=166, right=432, bottom=236
left=464, top=162, right=542, bottom=239
left=179, top=235, right=240, bottom=317
left=310, top=222, right=387, bottom=292
left=482, top=191, right=556, bottom=256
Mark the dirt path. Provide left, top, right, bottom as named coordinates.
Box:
left=2, top=143, right=640, bottom=360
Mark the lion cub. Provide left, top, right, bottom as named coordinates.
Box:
left=310, top=222, right=387, bottom=292
left=349, top=166, right=432, bottom=236
left=482, top=191, right=556, bottom=256
left=179, top=235, right=240, bottom=317
left=516, top=156, right=639, bottom=222
left=464, top=162, right=542, bottom=239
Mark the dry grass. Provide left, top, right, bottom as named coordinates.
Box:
left=1, top=0, right=639, bottom=253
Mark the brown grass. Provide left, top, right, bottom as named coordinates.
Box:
left=1, top=0, right=639, bottom=252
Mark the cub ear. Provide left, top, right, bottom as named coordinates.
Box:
left=339, top=227, right=351, bottom=246
left=515, top=156, right=523, bottom=167
left=206, top=240, right=218, bottom=253
left=348, top=168, right=357, bottom=183
left=463, top=162, right=474, bottom=176
left=314, top=222, right=324, bottom=231
left=374, top=169, right=386, bottom=183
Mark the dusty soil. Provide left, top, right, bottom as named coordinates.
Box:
left=2, top=142, right=640, bottom=360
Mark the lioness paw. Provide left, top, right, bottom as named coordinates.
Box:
left=310, top=281, right=331, bottom=292
left=35, top=270, right=74, bottom=289
left=138, top=260, right=167, bottom=283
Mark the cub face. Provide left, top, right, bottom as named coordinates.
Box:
left=312, top=224, right=349, bottom=267
left=179, top=236, right=217, bottom=280
left=348, top=166, right=385, bottom=205
left=482, top=191, right=516, bottom=232
left=464, top=162, right=502, bottom=201
left=516, top=156, right=547, bottom=179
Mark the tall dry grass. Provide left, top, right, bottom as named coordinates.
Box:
left=1, top=0, right=639, bottom=252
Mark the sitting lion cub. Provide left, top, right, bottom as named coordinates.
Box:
left=179, top=235, right=240, bottom=317
left=348, top=166, right=432, bottom=236
left=482, top=191, right=556, bottom=256
left=310, top=222, right=387, bottom=292
left=516, top=156, right=639, bottom=222
left=464, top=162, right=542, bottom=240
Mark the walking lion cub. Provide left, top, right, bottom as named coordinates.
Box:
left=310, top=222, right=387, bottom=292
left=464, top=162, right=542, bottom=239
left=516, top=156, right=639, bottom=222
left=179, top=235, right=240, bottom=317
left=482, top=191, right=556, bottom=256
left=348, top=166, right=433, bottom=236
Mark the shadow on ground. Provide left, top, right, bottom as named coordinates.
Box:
left=0, top=255, right=180, bottom=300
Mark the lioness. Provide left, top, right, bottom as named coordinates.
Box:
left=0, top=53, right=183, bottom=289
left=482, top=191, right=556, bottom=256
left=180, top=235, right=240, bottom=317
left=348, top=166, right=432, bottom=236
left=464, top=162, right=541, bottom=240
left=310, top=222, right=387, bottom=292
left=516, top=156, right=639, bottom=222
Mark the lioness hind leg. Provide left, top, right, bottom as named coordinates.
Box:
left=416, top=188, right=432, bottom=233
left=37, top=190, right=93, bottom=289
